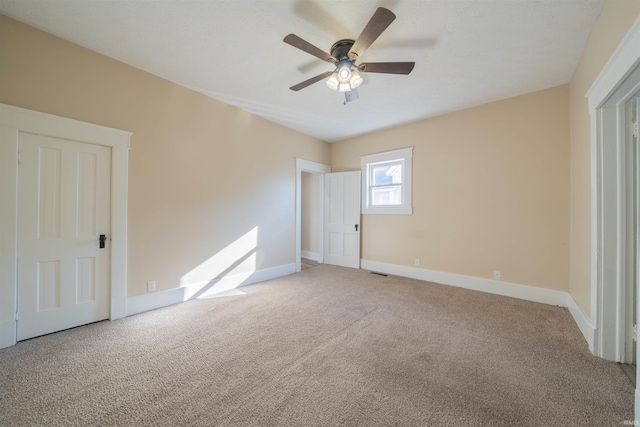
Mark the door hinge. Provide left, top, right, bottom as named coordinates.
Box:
left=15, top=311, right=18, bottom=321
left=634, top=324, right=637, bottom=342
left=633, top=120, right=638, bottom=139
left=17, top=150, right=22, bottom=165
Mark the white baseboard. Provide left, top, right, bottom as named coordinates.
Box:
left=126, top=287, right=186, bottom=317
left=126, top=263, right=296, bottom=317
left=566, top=294, right=595, bottom=352
left=0, top=318, right=16, bottom=349
left=301, top=251, right=320, bottom=262
left=110, top=296, right=127, bottom=320
left=361, top=260, right=602, bottom=352
left=361, top=259, right=568, bottom=307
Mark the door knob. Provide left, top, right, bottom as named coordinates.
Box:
left=99, top=234, right=106, bottom=249
left=355, top=224, right=359, bottom=232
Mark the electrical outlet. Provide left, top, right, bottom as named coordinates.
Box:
left=147, top=280, right=156, bottom=292
left=414, top=258, right=420, bottom=267
left=493, top=271, right=501, bottom=280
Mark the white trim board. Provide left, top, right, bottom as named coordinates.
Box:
left=361, top=260, right=568, bottom=307
left=127, top=263, right=295, bottom=317
left=584, top=15, right=640, bottom=422
left=301, top=251, right=320, bottom=262
left=567, top=294, right=595, bottom=351
left=0, top=319, right=15, bottom=349
left=360, top=260, right=601, bottom=349
left=586, top=15, right=640, bottom=111
left=586, top=13, right=640, bottom=363
left=0, top=103, right=130, bottom=349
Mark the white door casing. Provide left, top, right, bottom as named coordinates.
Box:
left=584, top=13, right=640, bottom=423
left=625, top=94, right=640, bottom=365
left=586, top=15, right=640, bottom=362
left=17, top=133, right=111, bottom=340
left=0, top=103, right=130, bottom=349
left=324, top=171, right=361, bottom=269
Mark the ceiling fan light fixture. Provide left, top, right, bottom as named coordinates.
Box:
left=338, top=83, right=351, bottom=93
left=337, top=61, right=352, bottom=82
left=350, top=71, right=363, bottom=89
left=326, top=73, right=339, bottom=90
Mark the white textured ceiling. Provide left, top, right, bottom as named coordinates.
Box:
left=0, top=0, right=604, bottom=142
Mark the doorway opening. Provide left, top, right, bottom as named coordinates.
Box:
left=301, top=171, right=323, bottom=269
left=295, top=159, right=330, bottom=273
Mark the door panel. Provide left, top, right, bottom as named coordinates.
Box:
left=324, top=171, right=361, bottom=269
left=17, top=133, right=111, bottom=340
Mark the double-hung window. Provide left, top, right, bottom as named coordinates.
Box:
left=360, top=147, right=413, bottom=215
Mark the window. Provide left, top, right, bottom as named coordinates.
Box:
left=361, top=147, right=413, bottom=215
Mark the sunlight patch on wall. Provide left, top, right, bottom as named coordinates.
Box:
left=180, top=226, right=258, bottom=298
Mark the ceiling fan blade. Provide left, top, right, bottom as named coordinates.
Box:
left=358, top=62, right=415, bottom=75
left=348, top=7, right=396, bottom=60
left=289, top=71, right=333, bottom=91
left=284, top=34, right=336, bottom=63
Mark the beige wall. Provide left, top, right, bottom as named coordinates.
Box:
left=332, top=86, right=570, bottom=292
left=0, top=15, right=330, bottom=296
left=569, top=1, right=640, bottom=319
left=301, top=172, right=320, bottom=256
left=4, top=1, right=638, bottom=307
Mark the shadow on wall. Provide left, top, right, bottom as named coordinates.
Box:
left=179, top=226, right=258, bottom=299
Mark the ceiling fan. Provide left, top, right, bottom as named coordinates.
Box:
left=284, top=7, right=415, bottom=103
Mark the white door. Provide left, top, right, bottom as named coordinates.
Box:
left=17, top=133, right=111, bottom=341
left=324, top=171, right=361, bottom=269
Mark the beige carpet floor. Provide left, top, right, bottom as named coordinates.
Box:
left=0, top=265, right=634, bottom=426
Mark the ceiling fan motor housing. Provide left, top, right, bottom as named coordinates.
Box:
left=330, top=39, right=356, bottom=62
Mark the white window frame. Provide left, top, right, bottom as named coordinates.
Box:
left=361, top=147, right=413, bottom=215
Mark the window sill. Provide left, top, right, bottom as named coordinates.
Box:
left=362, top=207, right=413, bottom=215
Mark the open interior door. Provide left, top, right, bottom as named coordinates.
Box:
left=324, top=171, right=361, bottom=269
